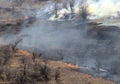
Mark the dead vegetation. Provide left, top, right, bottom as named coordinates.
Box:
left=0, top=46, right=61, bottom=84
left=0, top=39, right=115, bottom=84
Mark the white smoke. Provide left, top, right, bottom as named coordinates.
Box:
left=88, top=0, right=120, bottom=17
left=43, top=0, right=120, bottom=20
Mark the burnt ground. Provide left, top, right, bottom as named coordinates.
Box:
left=0, top=15, right=36, bottom=36
left=0, top=17, right=117, bottom=84
left=0, top=45, right=115, bottom=84
left=0, top=2, right=119, bottom=83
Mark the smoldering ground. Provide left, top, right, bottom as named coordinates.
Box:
left=0, top=19, right=119, bottom=82
left=0, top=0, right=120, bottom=83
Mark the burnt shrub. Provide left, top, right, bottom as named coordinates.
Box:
left=31, top=61, right=51, bottom=82
left=0, top=46, right=12, bottom=65
left=0, top=38, right=22, bottom=65
left=16, top=56, right=51, bottom=83
left=0, top=44, right=61, bottom=83
left=15, top=72, right=30, bottom=84
left=32, top=48, right=42, bottom=62
left=0, top=66, right=4, bottom=81
left=55, top=68, right=61, bottom=84
left=5, top=68, right=18, bottom=83
left=11, top=38, right=22, bottom=52
left=80, top=5, right=89, bottom=20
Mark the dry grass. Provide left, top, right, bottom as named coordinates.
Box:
left=0, top=44, right=115, bottom=84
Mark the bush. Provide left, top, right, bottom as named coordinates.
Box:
left=77, top=0, right=89, bottom=21
left=80, top=5, right=89, bottom=20
left=0, top=45, right=61, bottom=84
left=55, top=68, right=61, bottom=84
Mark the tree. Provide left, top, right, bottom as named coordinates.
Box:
left=69, top=0, right=75, bottom=13
left=80, top=5, right=89, bottom=20
left=54, top=0, right=59, bottom=18
left=62, top=0, right=68, bottom=10
left=79, top=0, right=89, bottom=21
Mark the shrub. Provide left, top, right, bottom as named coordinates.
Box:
left=55, top=68, right=61, bottom=84
left=80, top=5, right=89, bottom=20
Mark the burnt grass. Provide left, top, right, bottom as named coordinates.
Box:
left=0, top=20, right=117, bottom=84
left=0, top=1, right=117, bottom=84
left=0, top=17, right=36, bottom=35
left=0, top=43, right=115, bottom=84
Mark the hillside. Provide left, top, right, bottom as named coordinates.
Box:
left=0, top=45, right=115, bottom=84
